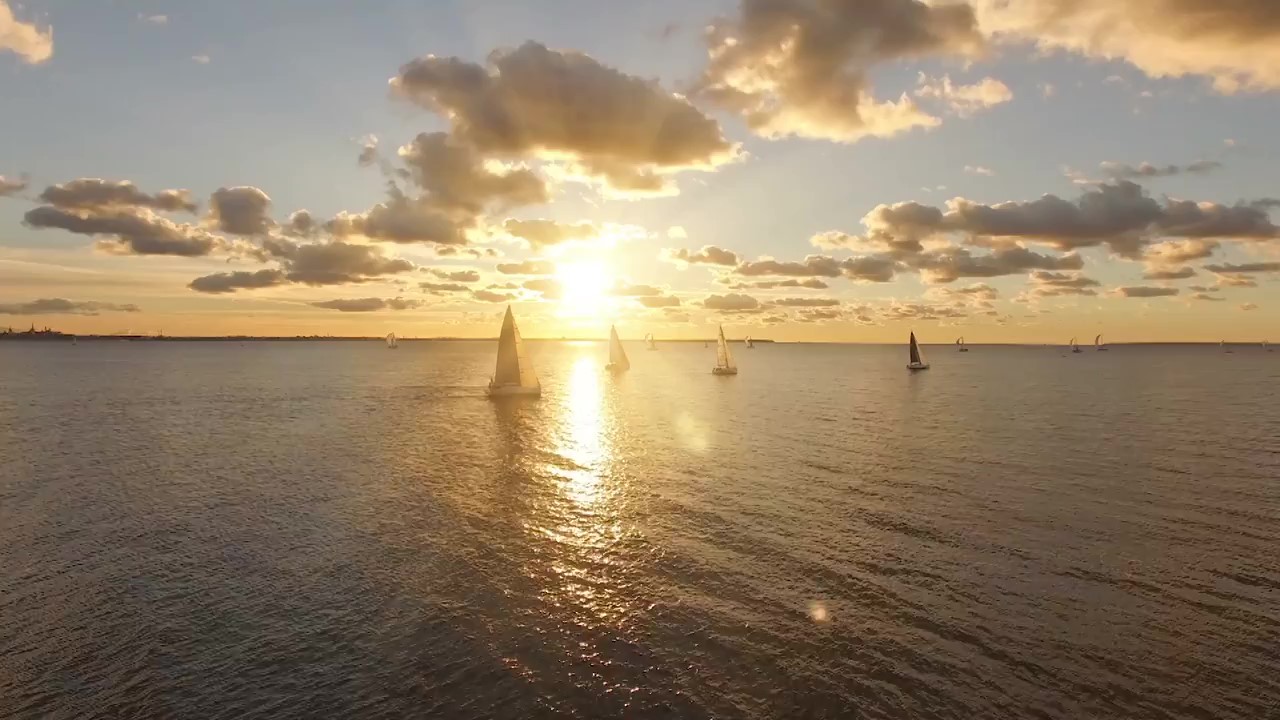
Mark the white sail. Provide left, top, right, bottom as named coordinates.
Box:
left=716, top=325, right=736, bottom=370
left=490, top=306, right=539, bottom=394
left=607, top=325, right=629, bottom=370
left=1094, top=334, right=1101, bottom=348
left=386, top=332, right=398, bottom=349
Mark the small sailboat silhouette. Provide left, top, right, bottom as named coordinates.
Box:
left=746, top=336, right=755, bottom=349
left=487, top=306, right=540, bottom=397
left=605, top=324, right=629, bottom=372
left=1095, top=334, right=1108, bottom=351
left=1070, top=337, right=1082, bottom=354
left=386, top=332, right=398, bottom=349
left=712, top=325, right=738, bottom=375
left=907, top=331, right=930, bottom=370
left=956, top=336, right=968, bottom=352
left=645, top=333, right=657, bottom=351
left=1221, top=340, right=1232, bottom=354
left=1264, top=340, right=1272, bottom=352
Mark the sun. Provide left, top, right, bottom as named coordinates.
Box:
left=556, top=260, right=613, bottom=318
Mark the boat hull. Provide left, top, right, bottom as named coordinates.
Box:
left=907, top=362, right=930, bottom=370
left=711, top=367, right=738, bottom=375
left=487, top=382, right=541, bottom=397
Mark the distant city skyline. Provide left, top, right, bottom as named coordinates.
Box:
left=2, top=0, right=1278, bottom=342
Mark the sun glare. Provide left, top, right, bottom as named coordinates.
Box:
left=556, top=260, right=613, bottom=318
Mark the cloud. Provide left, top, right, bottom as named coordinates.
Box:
left=1144, top=239, right=1219, bottom=265
left=0, top=298, right=140, bottom=315
left=667, top=226, right=688, bottom=239
left=881, top=302, right=967, bottom=320
left=696, top=0, right=985, bottom=143
left=0, top=0, right=53, bottom=63
left=727, top=278, right=829, bottom=290
left=771, top=297, right=840, bottom=307
left=138, top=13, right=167, bottom=25
left=208, top=186, right=273, bottom=235
left=329, top=195, right=467, bottom=246
left=1216, top=275, right=1258, bottom=288
left=964, top=165, right=995, bottom=176
left=611, top=283, right=662, bottom=297
left=701, top=293, right=761, bottom=311
left=39, top=178, right=197, bottom=213
left=427, top=268, right=480, bottom=283
left=419, top=282, right=471, bottom=294
left=661, top=245, right=740, bottom=266
left=191, top=54, right=210, bottom=64
left=1240, top=302, right=1259, bottom=311
left=0, top=175, right=26, bottom=196
left=1143, top=266, right=1196, bottom=280
left=472, top=289, right=517, bottom=303
left=973, top=0, right=1280, bottom=93
left=1027, top=271, right=1101, bottom=297
left=310, top=297, right=422, bottom=312
left=188, top=269, right=288, bottom=294
left=284, top=209, right=317, bottom=237
left=502, top=218, right=597, bottom=249
left=24, top=205, right=220, bottom=256
left=735, top=255, right=843, bottom=277
left=496, top=259, right=555, bottom=275
left=1191, top=292, right=1224, bottom=302
left=398, top=132, right=547, bottom=213
left=521, top=278, right=562, bottom=299
left=638, top=295, right=681, bottom=308
left=391, top=42, right=737, bottom=193
left=1100, top=160, right=1223, bottom=180
left=1113, top=286, right=1180, bottom=298
left=1204, top=261, right=1280, bottom=274
left=267, top=239, right=416, bottom=285
left=912, top=246, right=1083, bottom=283
left=915, top=74, right=1013, bottom=117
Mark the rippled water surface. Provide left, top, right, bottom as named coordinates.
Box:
left=1, top=340, right=1277, bottom=719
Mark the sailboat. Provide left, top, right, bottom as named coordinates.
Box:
left=956, top=336, right=968, bottom=352
left=385, top=332, right=398, bottom=349
left=1264, top=340, right=1272, bottom=352
left=1070, top=337, right=1082, bottom=354
left=1221, top=340, right=1232, bottom=354
left=1095, top=334, right=1108, bottom=351
left=605, top=325, right=629, bottom=372
left=746, top=336, right=755, bottom=349
left=712, top=325, right=738, bottom=375
left=703, top=340, right=708, bottom=348
left=487, top=306, right=540, bottom=397
left=645, top=333, right=657, bottom=351
left=907, top=331, right=930, bottom=370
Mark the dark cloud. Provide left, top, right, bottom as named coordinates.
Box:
left=24, top=205, right=220, bottom=256
left=391, top=42, right=736, bottom=193
left=188, top=269, right=288, bottom=294
left=427, top=268, right=480, bottom=283
left=496, top=260, right=556, bottom=275
left=208, top=186, right=273, bottom=235
left=976, top=0, right=1280, bottom=93
left=522, top=278, right=563, bottom=299
left=638, top=295, right=681, bottom=308
left=0, top=175, right=27, bottom=196
left=0, top=298, right=140, bottom=315
left=727, top=278, right=829, bottom=290
left=1204, top=261, right=1280, bottom=274
left=39, top=178, right=197, bottom=213
left=268, top=239, right=416, bottom=285
left=1191, top=292, right=1225, bottom=302
left=913, top=246, right=1084, bottom=283
left=502, top=218, right=597, bottom=249
left=419, top=282, right=471, bottom=294
left=1156, top=199, right=1280, bottom=239
left=772, top=297, right=840, bottom=307
left=329, top=195, right=468, bottom=246
left=882, top=302, right=967, bottom=320
left=735, top=255, right=842, bottom=277
left=1143, top=266, right=1196, bottom=280
left=285, top=210, right=318, bottom=237
left=1027, top=271, right=1101, bottom=297
left=701, top=293, right=761, bottom=311
left=1099, top=160, right=1223, bottom=180
left=696, top=0, right=985, bottom=142
left=310, top=297, right=422, bottom=312
left=399, top=132, right=548, bottom=213
left=472, top=289, right=517, bottom=303
left=661, top=245, right=740, bottom=266
left=1113, top=286, right=1180, bottom=298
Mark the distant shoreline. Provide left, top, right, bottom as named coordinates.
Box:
left=0, top=336, right=1260, bottom=346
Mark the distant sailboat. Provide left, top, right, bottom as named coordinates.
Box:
left=605, top=325, right=629, bottom=372
left=1095, top=334, right=1108, bottom=351
left=907, top=331, right=930, bottom=370
left=746, top=336, right=755, bottom=349
left=385, top=332, right=398, bottom=349
left=1221, top=340, right=1232, bottom=354
left=71, top=335, right=78, bottom=346
left=487, top=306, right=540, bottom=397
left=956, top=336, right=968, bottom=352
left=645, top=333, right=657, bottom=351
left=712, top=325, right=738, bottom=375
left=1070, top=337, right=1082, bottom=354
left=1265, top=340, right=1272, bottom=352
left=703, top=340, right=708, bottom=348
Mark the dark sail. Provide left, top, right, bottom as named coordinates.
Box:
left=909, top=332, right=922, bottom=365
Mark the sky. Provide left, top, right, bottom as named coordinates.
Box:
left=2, top=0, right=1279, bottom=342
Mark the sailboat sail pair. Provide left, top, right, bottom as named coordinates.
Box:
left=713, top=325, right=738, bottom=375
left=488, top=307, right=541, bottom=397
left=908, top=332, right=929, bottom=370
left=956, top=336, right=968, bottom=352
left=385, top=332, right=398, bottom=349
